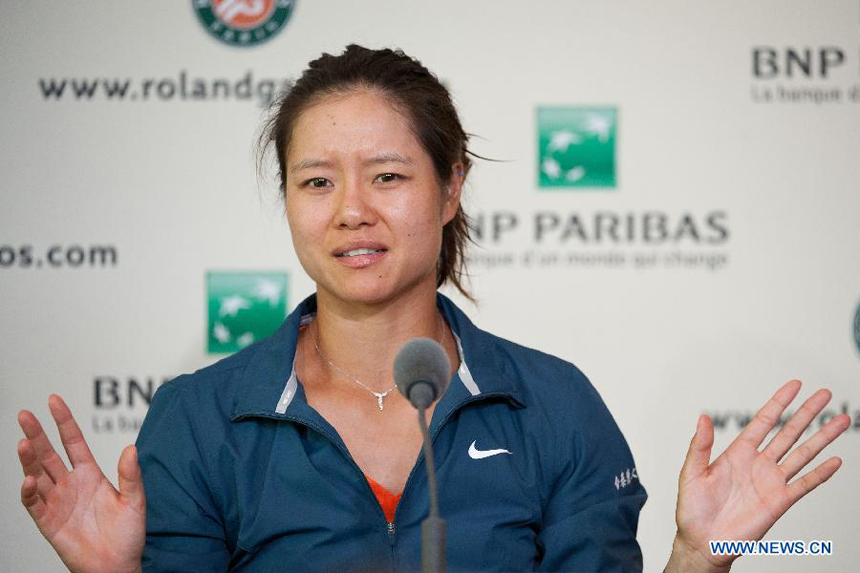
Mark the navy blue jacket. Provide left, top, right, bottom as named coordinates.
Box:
left=136, top=293, right=647, bottom=572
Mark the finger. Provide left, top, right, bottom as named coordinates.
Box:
left=762, top=389, right=832, bottom=463
left=787, top=456, right=842, bottom=506
left=734, top=380, right=801, bottom=449
left=17, top=438, right=55, bottom=499
left=21, top=475, right=48, bottom=524
left=679, top=415, right=713, bottom=484
left=18, top=409, right=68, bottom=482
left=48, top=394, right=96, bottom=468
left=781, top=413, right=850, bottom=480
left=118, top=445, right=145, bottom=510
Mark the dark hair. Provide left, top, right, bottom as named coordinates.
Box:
left=259, top=44, right=474, bottom=300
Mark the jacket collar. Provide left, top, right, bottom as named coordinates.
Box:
left=230, top=292, right=524, bottom=422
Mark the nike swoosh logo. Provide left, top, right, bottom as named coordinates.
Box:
left=468, top=440, right=512, bottom=460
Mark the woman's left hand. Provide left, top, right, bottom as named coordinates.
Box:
left=665, top=380, right=850, bottom=573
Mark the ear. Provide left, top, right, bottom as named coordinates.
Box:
left=441, top=162, right=465, bottom=225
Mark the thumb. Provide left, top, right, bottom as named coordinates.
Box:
left=118, top=445, right=145, bottom=509
left=679, top=414, right=713, bottom=484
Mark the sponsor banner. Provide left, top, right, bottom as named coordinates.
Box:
left=750, top=46, right=860, bottom=105
left=537, top=107, right=617, bottom=188
left=0, top=244, right=118, bottom=269
left=471, top=108, right=732, bottom=272
left=207, top=271, right=289, bottom=353
left=91, top=375, right=171, bottom=434
left=2, top=2, right=859, bottom=572
left=193, top=0, right=296, bottom=47
left=707, top=399, right=860, bottom=435
left=38, top=71, right=288, bottom=106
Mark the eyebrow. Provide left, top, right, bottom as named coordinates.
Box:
left=289, top=152, right=412, bottom=174
left=364, top=152, right=412, bottom=167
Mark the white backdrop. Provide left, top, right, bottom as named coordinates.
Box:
left=2, top=1, right=858, bottom=571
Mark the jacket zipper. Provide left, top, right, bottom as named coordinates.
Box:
left=254, top=393, right=511, bottom=568
left=278, top=415, right=399, bottom=551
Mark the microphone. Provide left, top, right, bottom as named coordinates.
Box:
left=394, top=337, right=451, bottom=409
left=393, top=337, right=451, bottom=573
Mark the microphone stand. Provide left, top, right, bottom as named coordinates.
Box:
left=417, top=403, right=445, bottom=573
left=392, top=338, right=450, bottom=573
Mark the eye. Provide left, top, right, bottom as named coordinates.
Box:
left=302, top=177, right=332, bottom=189
left=374, top=173, right=402, bottom=184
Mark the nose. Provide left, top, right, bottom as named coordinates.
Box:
left=334, top=176, right=377, bottom=230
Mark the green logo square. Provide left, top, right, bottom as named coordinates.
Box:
left=537, top=106, right=617, bottom=189
left=206, top=271, right=288, bottom=353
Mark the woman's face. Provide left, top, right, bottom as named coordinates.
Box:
left=285, top=89, right=461, bottom=307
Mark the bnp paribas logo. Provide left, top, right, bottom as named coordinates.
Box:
left=537, top=107, right=617, bottom=189
left=206, top=271, right=288, bottom=353
left=193, top=0, right=296, bottom=48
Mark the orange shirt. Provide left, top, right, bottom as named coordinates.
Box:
left=364, top=474, right=402, bottom=523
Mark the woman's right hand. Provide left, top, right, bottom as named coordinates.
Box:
left=17, top=394, right=145, bottom=573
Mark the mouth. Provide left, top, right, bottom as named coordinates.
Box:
left=332, top=243, right=389, bottom=269
left=335, top=248, right=388, bottom=258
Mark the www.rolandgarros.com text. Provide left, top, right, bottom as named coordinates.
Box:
left=0, top=244, right=118, bottom=269
left=38, top=71, right=289, bottom=107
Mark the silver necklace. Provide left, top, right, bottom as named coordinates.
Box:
left=312, top=315, right=445, bottom=411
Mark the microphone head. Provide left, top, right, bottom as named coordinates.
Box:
left=393, top=337, right=451, bottom=408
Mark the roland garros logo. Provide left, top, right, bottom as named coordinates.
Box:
left=193, top=0, right=296, bottom=47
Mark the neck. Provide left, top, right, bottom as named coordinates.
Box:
left=310, top=279, right=452, bottom=394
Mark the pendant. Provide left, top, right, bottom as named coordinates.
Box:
left=373, top=388, right=394, bottom=411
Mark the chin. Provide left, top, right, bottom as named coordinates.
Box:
left=322, top=273, right=433, bottom=307
left=315, top=275, right=391, bottom=305
left=339, top=287, right=392, bottom=306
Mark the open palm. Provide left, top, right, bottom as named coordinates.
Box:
left=674, top=380, right=849, bottom=571
left=18, top=395, right=145, bottom=573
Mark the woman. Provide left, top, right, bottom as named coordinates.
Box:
left=17, top=45, right=849, bottom=572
